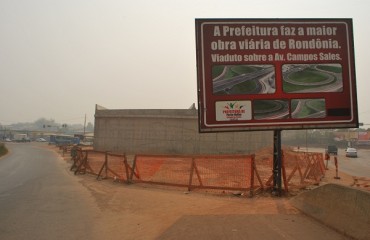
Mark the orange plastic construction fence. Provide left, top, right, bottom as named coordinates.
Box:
left=70, top=148, right=326, bottom=195
left=130, top=154, right=260, bottom=195
left=260, top=150, right=325, bottom=191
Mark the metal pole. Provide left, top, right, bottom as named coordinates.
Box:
left=83, top=114, right=86, bottom=139
left=272, top=129, right=282, bottom=196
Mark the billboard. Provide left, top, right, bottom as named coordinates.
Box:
left=196, top=19, right=358, bottom=132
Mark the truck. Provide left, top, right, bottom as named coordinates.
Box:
left=327, top=145, right=338, bottom=155
left=13, top=133, right=30, bottom=142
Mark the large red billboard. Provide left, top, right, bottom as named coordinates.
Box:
left=196, top=19, right=358, bottom=132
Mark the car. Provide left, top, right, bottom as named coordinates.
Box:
left=36, top=138, right=47, bottom=142
left=345, top=147, right=357, bottom=158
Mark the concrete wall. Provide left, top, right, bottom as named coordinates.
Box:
left=291, top=184, right=370, bottom=240
left=94, top=105, right=273, bottom=155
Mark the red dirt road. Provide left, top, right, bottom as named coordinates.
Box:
left=76, top=168, right=352, bottom=240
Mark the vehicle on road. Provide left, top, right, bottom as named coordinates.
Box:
left=345, top=147, right=357, bottom=158
left=13, top=133, right=30, bottom=142
left=36, top=138, right=47, bottom=142
left=327, top=145, right=338, bottom=155
left=49, top=134, right=80, bottom=146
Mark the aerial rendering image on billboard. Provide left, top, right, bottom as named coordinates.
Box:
left=196, top=18, right=358, bottom=132
left=283, top=64, right=342, bottom=93
left=212, top=65, right=276, bottom=95
left=291, top=98, right=326, bottom=119
left=253, top=100, right=289, bottom=120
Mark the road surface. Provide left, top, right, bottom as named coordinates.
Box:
left=0, top=143, right=100, bottom=240
left=294, top=146, right=370, bottom=178
left=332, top=147, right=370, bottom=177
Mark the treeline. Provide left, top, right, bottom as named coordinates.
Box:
left=1, top=118, right=94, bottom=132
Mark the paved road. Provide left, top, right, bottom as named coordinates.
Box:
left=294, top=147, right=370, bottom=178
left=0, top=143, right=99, bottom=240
left=333, top=148, right=370, bottom=177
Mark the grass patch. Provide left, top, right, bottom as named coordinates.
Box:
left=212, top=66, right=225, bottom=78
left=230, top=65, right=259, bottom=75
left=307, top=99, right=326, bottom=110
left=228, top=80, right=257, bottom=94
left=297, top=105, right=316, bottom=117
left=254, top=100, right=279, bottom=111
left=291, top=100, right=299, bottom=111
left=214, top=79, right=257, bottom=95
left=0, top=143, right=8, bottom=157
left=289, top=69, right=327, bottom=83
left=293, top=99, right=326, bottom=118
left=212, top=65, right=258, bottom=79
left=317, top=65, right=342, bottom=73
left=283, top=81, right=317, bottom=92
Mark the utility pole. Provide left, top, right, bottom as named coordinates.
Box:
left=83, top=114, right=86, bottom=139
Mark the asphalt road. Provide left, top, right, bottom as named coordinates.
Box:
left=295, top=146, right=370, bottom=178
left=0, top=143, right=99, bottom=240
left=332, top=147, right=370, bottom=177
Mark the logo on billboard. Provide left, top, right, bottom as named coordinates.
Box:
left=216, top=101, right=252, bottom=121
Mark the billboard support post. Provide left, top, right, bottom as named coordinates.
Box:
left=272, top=129, right=282, bottom=196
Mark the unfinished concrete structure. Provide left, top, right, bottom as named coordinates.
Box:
left=93, top=104, right=273, bottom=155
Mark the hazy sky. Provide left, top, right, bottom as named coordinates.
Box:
left=1, top=0, right=370, bottom=126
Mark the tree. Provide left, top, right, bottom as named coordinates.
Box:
left=34, top=118, right=57, bottom=129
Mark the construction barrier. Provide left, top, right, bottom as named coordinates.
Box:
left=59, top=144, right=73, bottom=157
left=256, top=150, right=325, bottom=191
left=69, top=148, right=326, bottom=195
left=284, top=151, right=325, bottom=187
left=71, top=149, right=261, bottom=196
left=97, top=152, right=131, bottom=181
left=71, top=149, right=131, bottom=181
left=130, top=154, right=261, bottom=196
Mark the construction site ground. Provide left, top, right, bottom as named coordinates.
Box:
left=69, top=154, right=357, bottom=240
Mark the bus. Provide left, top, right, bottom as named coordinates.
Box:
left=49, top=134, right=80, bottom=146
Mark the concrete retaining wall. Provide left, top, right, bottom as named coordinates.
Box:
left=291, top=184, right=370, bottom=240
left=93, top=105, right=273, bottom=155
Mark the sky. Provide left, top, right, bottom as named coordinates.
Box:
left=1, top=0, right=370, bottom=126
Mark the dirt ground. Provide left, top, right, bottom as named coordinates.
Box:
left=61, top=149, right=355, bottom=240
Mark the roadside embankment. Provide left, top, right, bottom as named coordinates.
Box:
left=291, top=184, right=370, bottom=240
left=0, top=143, right=8, bottom=158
